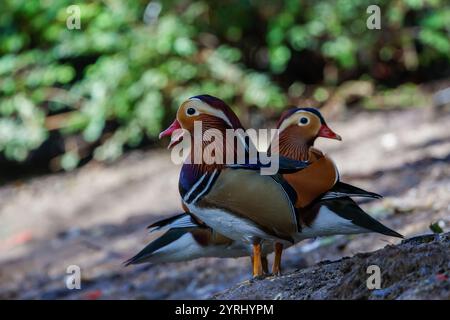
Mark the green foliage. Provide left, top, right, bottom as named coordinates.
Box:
left=262, top=0, right=450, bottom=72
left=0, top=0, right=448, bottom=168
left=0, top=0, right=286, bottom=165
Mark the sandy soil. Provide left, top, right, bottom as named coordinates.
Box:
left=0, top=106, right=449, bottom=299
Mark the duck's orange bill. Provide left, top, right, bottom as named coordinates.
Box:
left=318, top=124, right=342, bottom=141
left=159, top=119, right=183, bottom=148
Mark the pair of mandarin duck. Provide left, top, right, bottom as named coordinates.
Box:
left=125, top=94, right=403, bottom=278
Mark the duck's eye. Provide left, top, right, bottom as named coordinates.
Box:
left=186, top=107, right=197, bottom=116
left=299, top=117, right=309, bottom=125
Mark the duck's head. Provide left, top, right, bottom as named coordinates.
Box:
left=277, top=107, right=341, bottom=145
left=159, top=95, right=244, bottom=149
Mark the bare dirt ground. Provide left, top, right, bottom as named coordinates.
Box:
left=0, top=106, right=449, bottom=299
left=214, top=233, right=450, bottom=300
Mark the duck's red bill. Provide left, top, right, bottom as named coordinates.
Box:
left=318, top=124, right=342, bottom=141
left=159, top=119, right=183, bottom=149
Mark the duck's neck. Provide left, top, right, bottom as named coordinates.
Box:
left=186, top=123, right=246, bottom=173
left=277, top=131, right=314, bottom=161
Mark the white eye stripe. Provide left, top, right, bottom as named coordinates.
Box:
left=278, top=110, right=314, bottom=133
left=186, top=98, right=234, bottom=128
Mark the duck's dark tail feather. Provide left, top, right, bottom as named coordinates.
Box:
left=324, top=197, right=403, bottom=238
left=124, top=228, right=190, bottom=266
left=147, top=213, right=200, bottom=233
left=321, top=181, right=383, bottom=201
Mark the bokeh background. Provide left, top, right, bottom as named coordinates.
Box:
left=0, top=0, right=449, bottom=299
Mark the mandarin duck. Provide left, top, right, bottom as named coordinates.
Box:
left=226, top=106, right=402, bottom=274
left=129, top=95, right=313, bottom=277
left=266, top=107, right=403, bottom=274
left=126, top=99, right=403, bottom=277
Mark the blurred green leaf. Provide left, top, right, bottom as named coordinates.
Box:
left=0, top=0, right=448, bottom=169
